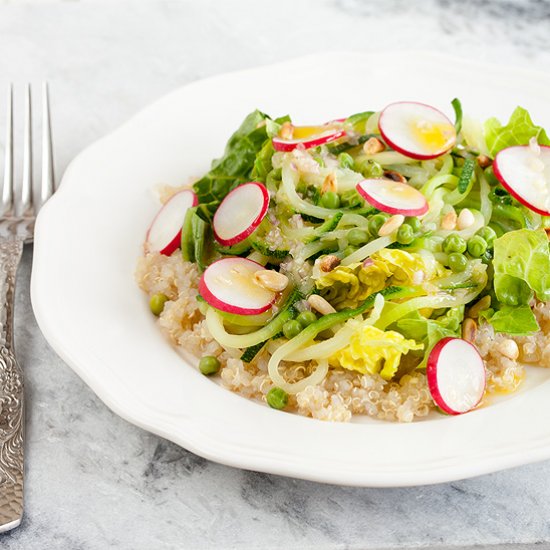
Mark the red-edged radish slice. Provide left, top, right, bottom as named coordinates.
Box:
left=427, top=337, right=486, bottom=415
left=199, top=257, right=276, bottom=315
left=146, top=189, right=198, bottom=255
left=378, top=102, right=456, bottom=160
left=493, top=143, right=550, bottom=215
left=213, top=182, right=269, bottom=246
left=356, top=178, right=429, bottom=216
left=272, top=121, right=346, bottom=152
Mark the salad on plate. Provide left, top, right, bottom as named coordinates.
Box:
left=136, top=100, right=550, bottom=422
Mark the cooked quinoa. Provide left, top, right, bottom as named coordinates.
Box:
left=136, top=251, right=549, bottom=422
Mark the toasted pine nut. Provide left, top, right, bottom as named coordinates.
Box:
left=462, top=318, right=477, bottom=343
left=253, top=270, right=289, bottom=292
left=468, top=295, right=491, bottom=319
left=279, top=121, right=294, bottom=140
left=457, top=208, right=475, bottom=230
left=378, top=214, right=405, bottom=236
left=497, top=338, right=519, bottom=361
left=363, top=137, right=385, bottom=155
left=383, top=170, right=407, bottom=183
left=319, top=255, right=341, bottom=272
left=477, top=155, right=492, bottom=168
left=440, top=210, right=457, bottom=230
left=307, top=294, right=337, bottom=316
left=322, top=173, right=337, bottom=194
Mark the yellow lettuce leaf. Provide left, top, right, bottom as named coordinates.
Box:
left=316, top=249, right=440, bottom=309
left=329, top=325, right=423, bottom=380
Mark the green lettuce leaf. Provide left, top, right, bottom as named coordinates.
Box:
left=484, top=106, right=550, bottom=157
left=493, top=229, right=550, bottom=305
left=480, top=305, right=539, bottom=335
left=193, top=110, right=270, bottom=203
left=396, top=307, right=464, bottom=369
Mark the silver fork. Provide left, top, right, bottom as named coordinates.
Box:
left=0, top=83, right=55, bottom=533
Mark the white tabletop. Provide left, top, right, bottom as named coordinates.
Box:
left=2, top=1, right=550, bottom=548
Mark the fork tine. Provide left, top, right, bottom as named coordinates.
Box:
left=2, top=84, right=13, bottom=214
left=21, top=84, right=33, bottom=214
left=40, top=82, right=55, bottom=205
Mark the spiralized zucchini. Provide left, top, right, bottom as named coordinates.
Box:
left=267, top=294, right=385, bottom=393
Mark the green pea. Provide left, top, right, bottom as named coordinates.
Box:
left=448, top=252, right=468, bottom=273
left=347, top=228, right=369, bottom=246
left=467, top=235, right=488, bottom=258
left=404, top=217, right=421, bottom=233
left=338, top=152, right=354, bottom=169
left=199, top=356, right=220, bottom=376
left=282, top=320, right=302, bottom=340
left=368, top=213, right=389, bottom=236
left=442, top=233, right=467, bottom=254
left=296, top=310, right=317, bottom=328
left=320, top=191, right=341, bottom=209
left=357, top=158, right=384, bottom=178
left=266, top=387, right=289, bottom=410
left=396, top=224, right=414, bottom=245
left=149, top=293, right=169, bottom=316
left=476, top=226, right=497, bottom=247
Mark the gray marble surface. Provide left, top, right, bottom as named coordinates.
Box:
left=2, top=0, right=550, bottom=548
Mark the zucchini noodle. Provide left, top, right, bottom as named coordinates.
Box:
left=479, top=172, right=493, bottom=224
left=205, top=290, right=298, bottom=347
left=365, top=151, right=416, bottom=165
left=269, top=359, right=329, bottom=395
left=295, top=240, right=334, bottom=262
left=421, top=174, right=458, bottom=199
left=365, top=111, right=380, bottom=134
left=421, top=188, right=446, bottom=224
left=247, top=251, right=269, bottom=266
left=339, top=213, right=370, bottom=228
left=268, top=295, right=386, bottom=393
left=285, top=294, right=385, bottom=362
left=341, top=235, right=395, bottom=266
left=375, top=286, right=485, bottom=330
left=281, top=161, right=335, bottom=220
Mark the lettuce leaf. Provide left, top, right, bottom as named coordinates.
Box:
left=493, top=229, right=550, bottom=305
left=251, top=139, right=274, bottom=182
left=484, top=106, right=550, bottom=157
left=193, top=110, right=270, bottom=203
left=396, top=307, right=464, bottom=369
left=480, top=305, right=539, bottom=335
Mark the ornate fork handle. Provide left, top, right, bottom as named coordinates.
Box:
left=0, top=238, right=24, bottom=530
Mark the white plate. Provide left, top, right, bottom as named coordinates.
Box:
left=31, top=52, right=550, bottom=487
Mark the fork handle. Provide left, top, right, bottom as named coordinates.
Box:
left=0, top=238, right=24, bottom=532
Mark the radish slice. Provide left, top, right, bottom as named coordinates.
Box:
left=378, top=102, right=456, bottom=160
left=356, top=178, right=429, bottom=216
left=493, top=143, right=550, bottom=215
left=199, top=257, right=276, bottom=315
left=272, top=121, right=345, bottom=152
left=427, top=337, right=486, bottom=415
left=146, top=189, right=198, bottom=255
left=213, top=182, right=269, bottom=246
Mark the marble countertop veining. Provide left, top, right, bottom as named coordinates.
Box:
left=2, top=0, right=550, bottom=548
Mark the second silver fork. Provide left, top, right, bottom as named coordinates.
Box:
left=0, top=83, right=55, bottom=533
